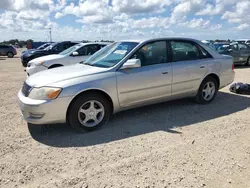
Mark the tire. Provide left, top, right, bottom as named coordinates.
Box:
left=195, top=76, right=218, bottom=104
left=68, top=93, right=112, bottom=132
left=48, top=64, right=63, bottom=69
left=7, top=52, right=14, bottom=58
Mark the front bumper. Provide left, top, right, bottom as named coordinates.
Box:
left=18, top=90, right=72, bottom=125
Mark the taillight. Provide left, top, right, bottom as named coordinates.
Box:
left=232, top=63, right=234, bottom=70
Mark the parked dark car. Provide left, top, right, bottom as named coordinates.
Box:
left=22, top=43, right=53, bottom=54
left=21, top=41, right=79, bottom=67
left=0, top=45, right=17, bottom=58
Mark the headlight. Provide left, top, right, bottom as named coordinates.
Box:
left=38, top=61, right=45, bottom=65
left=28, top=87, right=62, bottom=100
left=29, top=61, right=44, bottom=66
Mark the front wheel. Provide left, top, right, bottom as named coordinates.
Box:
left=195, top=76, right=218, bottom=104
left=68, top=93, right=112, bottom=132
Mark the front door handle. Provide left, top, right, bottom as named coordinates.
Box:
left=162, top=72, right=168, bottom=74
left=200, top=65, right=205, bottom=68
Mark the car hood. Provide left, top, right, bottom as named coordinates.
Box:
left=29, top=54, right=65, bottom=64
left=26, top=64, right=107, bottom=87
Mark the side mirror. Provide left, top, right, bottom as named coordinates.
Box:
left=227, top=49, right=233, bottom=52
left=120, top=59, right=141, bottom=69
left=72, top=51, right=79, bottom=56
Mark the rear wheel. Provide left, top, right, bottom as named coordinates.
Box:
left=7, top=52, right=14, bottom=58
left=195, top=76, right=218, bottom=104
left=68, top=93, right=112, bottom=132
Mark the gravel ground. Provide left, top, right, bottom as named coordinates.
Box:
left=0, top=49, right=250, bottom=188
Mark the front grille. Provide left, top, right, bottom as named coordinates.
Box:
left=22, top=82, right=32, bottom=97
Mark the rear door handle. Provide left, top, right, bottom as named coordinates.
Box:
left=162, top=72, right=168, bottom=74
left=200, top=65, right=205, bottom=68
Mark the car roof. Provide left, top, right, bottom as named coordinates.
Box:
left=120, top=37, right=208, bottom=44
left=76, top=42, right=111, bottom=46
left=236, top=39, right=250, bottom=41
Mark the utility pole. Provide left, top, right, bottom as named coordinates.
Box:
left=49, top=28, right=52, bottom=42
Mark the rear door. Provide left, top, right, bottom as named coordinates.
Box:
left=228, top=44, right=240, bottom=63
left=170, top=40, right=211, bottom=96
left=238, top=43, right=250, bottom=62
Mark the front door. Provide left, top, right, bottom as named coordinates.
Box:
left=116, top=41, right=172, bottom=108
left=238, top=43, right=250, bottom=63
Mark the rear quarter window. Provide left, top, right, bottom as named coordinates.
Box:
left=197, top=45, right=213, bottom=59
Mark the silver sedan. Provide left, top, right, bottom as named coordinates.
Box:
left=18, top=38, right=235, bottom=132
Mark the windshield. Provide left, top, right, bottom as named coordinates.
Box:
left=83, top=42, right=139, bottom=68
left=44, top=43, right=58, bottom=50
left=59, top=44, right=81, bottom=55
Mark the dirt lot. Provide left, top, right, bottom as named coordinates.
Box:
left=0, top=49, right=250, bottom=188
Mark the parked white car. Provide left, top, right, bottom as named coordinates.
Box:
left=26, top=42, right=107, bottom=76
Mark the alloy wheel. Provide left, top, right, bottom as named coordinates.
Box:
left=77, top=100, right=105, bottom=127
left=202, top=81, right=216, bottom=101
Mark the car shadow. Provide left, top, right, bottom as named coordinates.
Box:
left=28, top=91, right=250, bottom=147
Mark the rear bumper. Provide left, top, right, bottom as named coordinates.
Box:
left=220, top=71, right=235, bottom=89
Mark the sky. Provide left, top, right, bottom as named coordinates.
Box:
left=0, top=0, right=250, bottom=42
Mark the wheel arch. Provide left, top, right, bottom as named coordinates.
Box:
left=49, top=64, right=63, bottom=69
left=205, top=73, right=220, bottom=88
left=7, top=51, right=14, bottom=56
left=66, top=89, right=114, bottom=123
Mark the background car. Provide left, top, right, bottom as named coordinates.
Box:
left=22, top=43, right=53, bottom=54
left=0, top=44, right=17, bottom=58
left=26, top=42, right=107, bottom=76
left=217, top=42, right=250, bottom=65
left=201, top=40, right=216, bottom=50
left=236, top=39, right=250, bottom=46
left=21, top=41, right=79, bottom=67
left=19, top=38, right=235, bottom=132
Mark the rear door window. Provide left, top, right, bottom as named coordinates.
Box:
left=170, top=41, right=200, bottom=62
